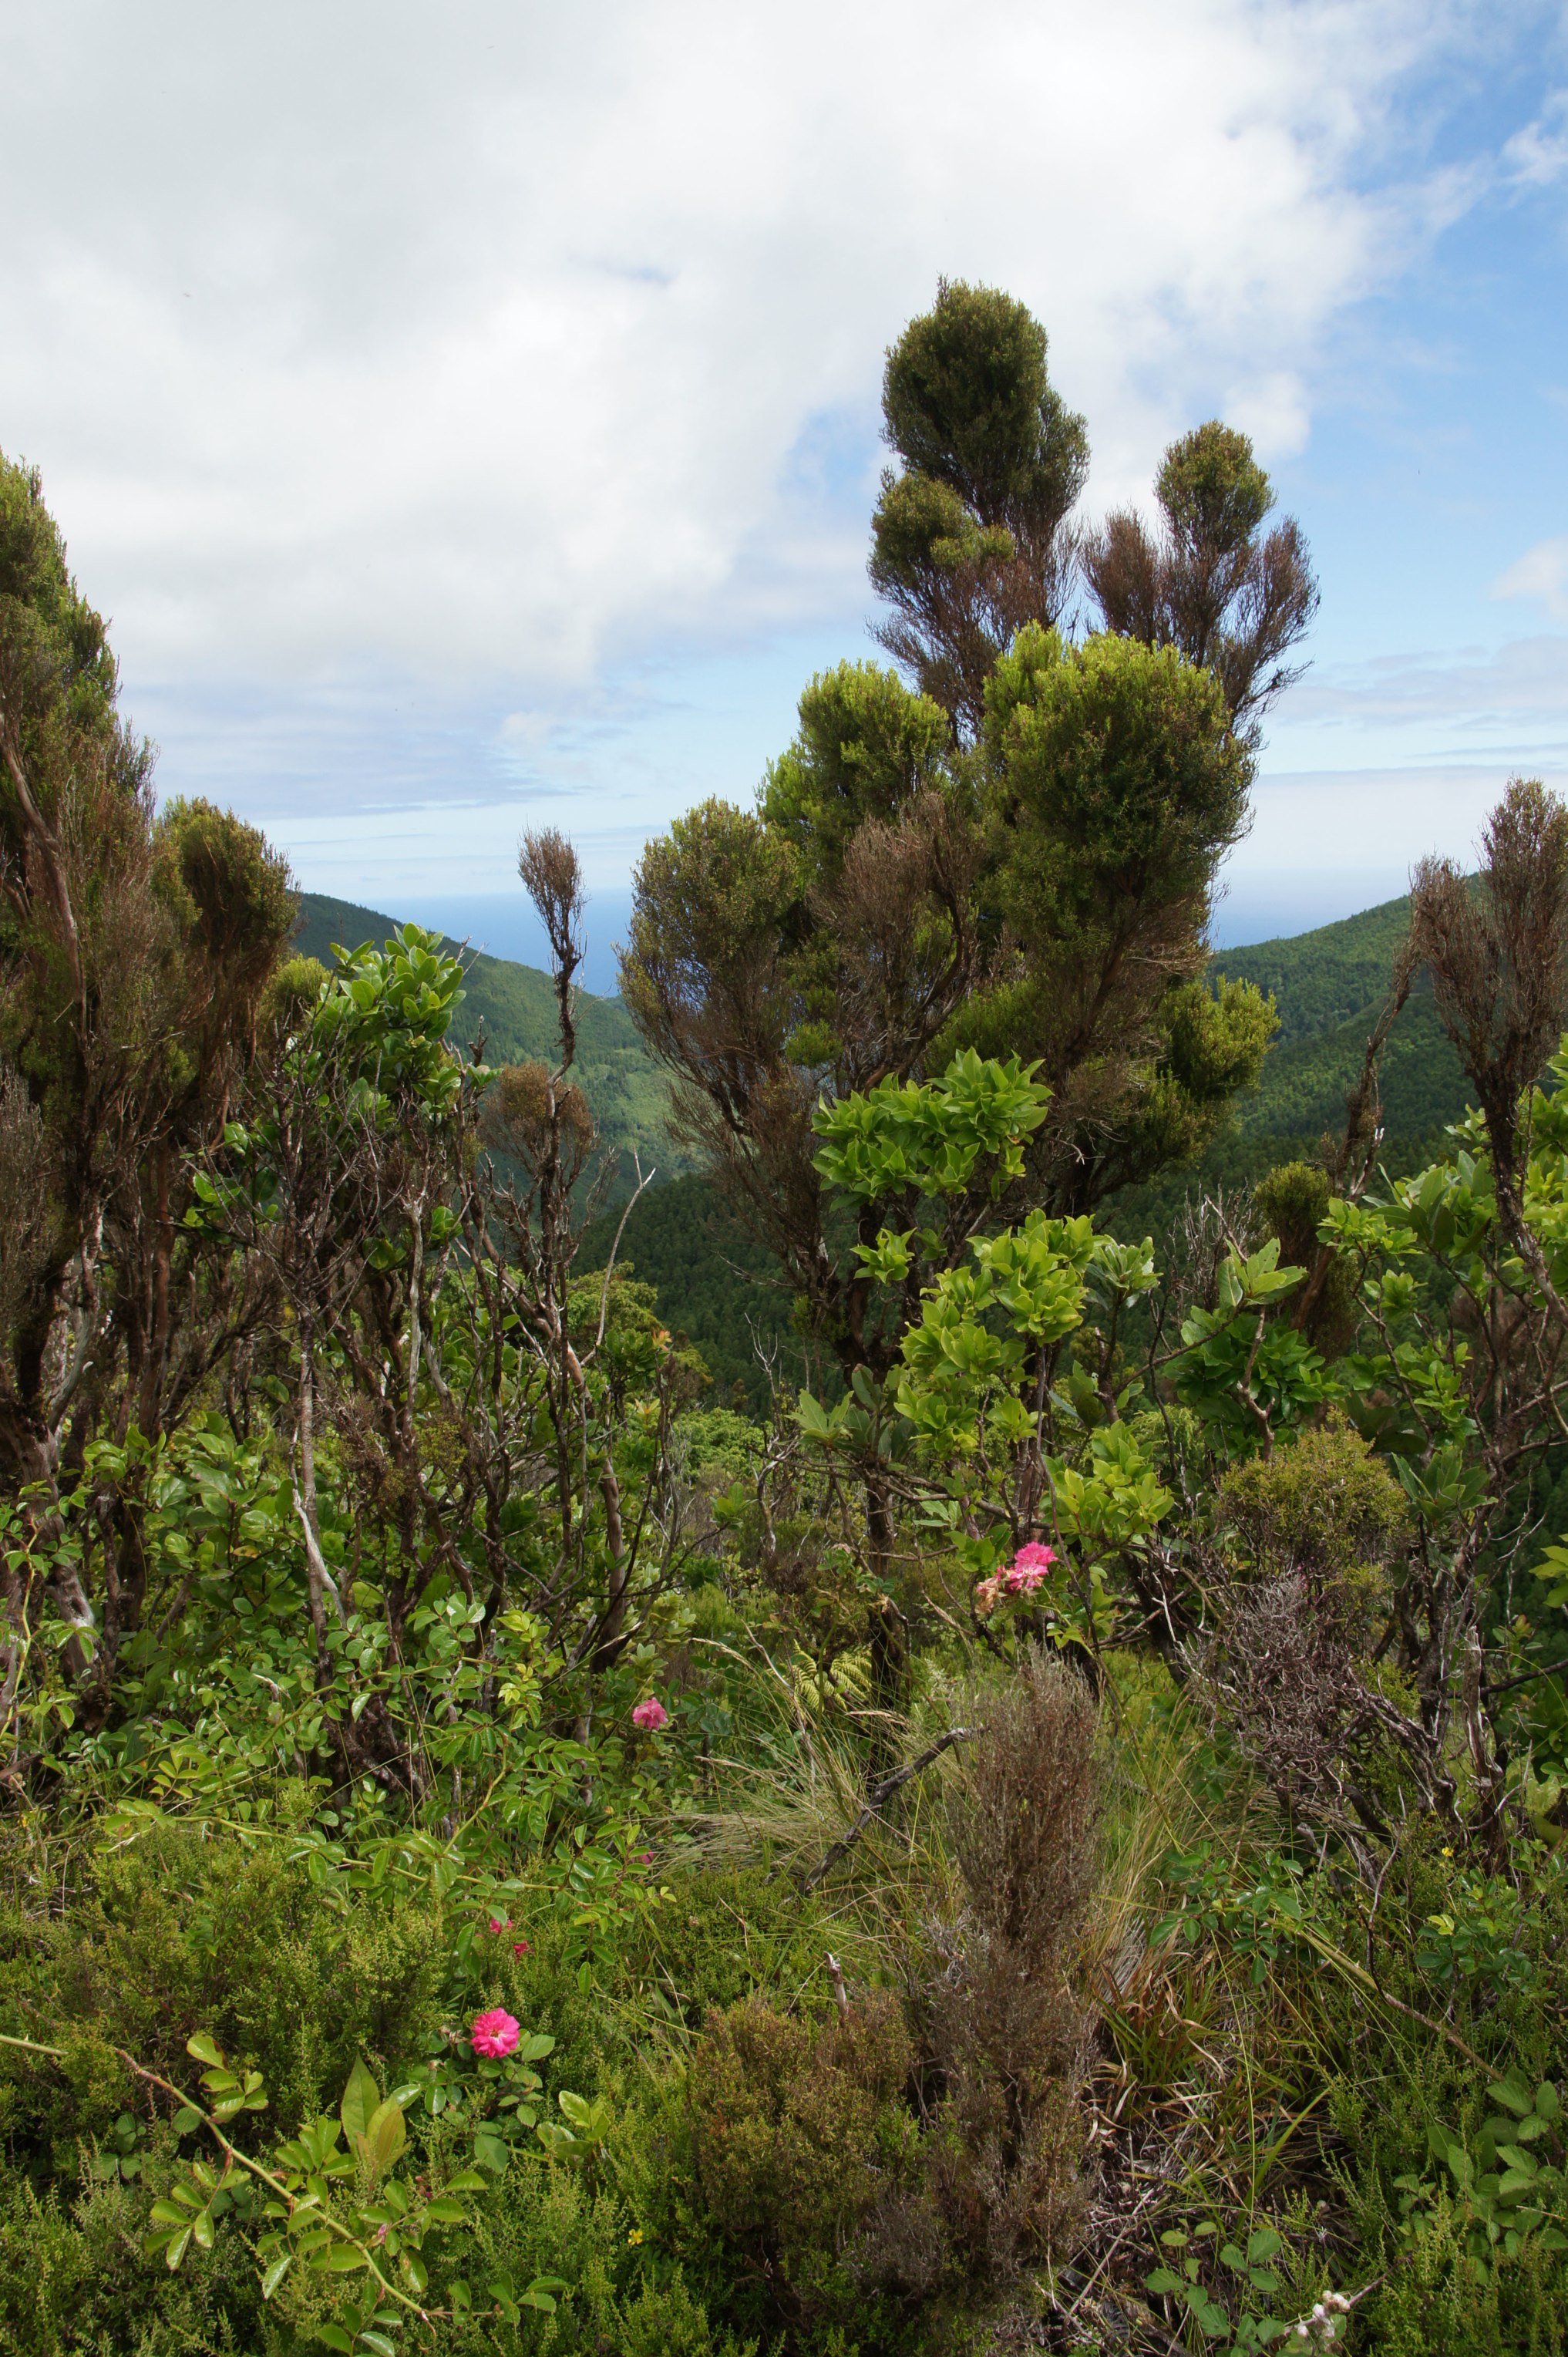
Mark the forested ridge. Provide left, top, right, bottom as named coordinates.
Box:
left=4, top=287, right=1568, bottom=2357
left=570, top=894, right=1474, bottom=1410
left=291, top=890, right=1474, bottom=1414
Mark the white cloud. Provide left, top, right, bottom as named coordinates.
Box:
left=1492, top=537, right=1568, bottom=622
left=1504, top=87, right=1568, bottom=185
left=0, top=0, right=1472, bottom=710
left=1272, top=635, right=1568, bottom=769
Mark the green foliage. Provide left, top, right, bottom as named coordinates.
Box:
left=294, top=890, right=678, bottom=1180
left=812, top=1048, right=1049, bottom=1205
left=686, top=1995, right=914, bottom=2281
left=22, top=435, right=1568, bottom=2357
left=1156, top=419, right=1273, bottom=548
left=577, top=1181, right=813, bottom=1411
left=760, top=661, right=954, bottom=884
left=984, top=622, right=1250, bottom=924
left=1216, top=1410, right=1410, bottom=1584
left=870, top=279, right=1088, bottom=736
left=879, top=279, right=1089, bottom=523
left=0, top=1827, right=449, bottom=2160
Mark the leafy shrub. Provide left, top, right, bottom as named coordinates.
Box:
left=0, top=1825, right=446, bottom=2167
left=1215, top=1409, right=1408, bottom=1595
left=1253, top=1160, right=1359, bottom=1355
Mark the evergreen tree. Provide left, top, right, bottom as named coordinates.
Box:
left=1082, top=419, right=1318, bottom=739
left=0, top=453, right=293, bottom=1669
left=869, top=280, right=1088, bottom=740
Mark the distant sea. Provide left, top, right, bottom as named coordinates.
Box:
left=399, top=893, right=636, bottom=997
left=1210, top=867, right=1410, bottom=948
left=400, top=871, right=1413, bottom=995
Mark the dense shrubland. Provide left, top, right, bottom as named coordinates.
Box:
left=4, top=291, right=1568, bottom=2357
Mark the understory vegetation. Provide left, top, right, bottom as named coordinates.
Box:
left=5, top=287, right=1568, bottom=2357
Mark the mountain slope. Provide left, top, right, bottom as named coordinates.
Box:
left=294, top=891, right=675, bottom=1173
left=1210, top=894, right=1469, bottom=1147
left=300, top=883, right=1479, bottom=1406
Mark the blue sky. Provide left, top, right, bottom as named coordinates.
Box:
left=2, top=2, right=1564, bottom=991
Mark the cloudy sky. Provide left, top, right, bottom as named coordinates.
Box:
left=2, top=2, right=1565, bottom=985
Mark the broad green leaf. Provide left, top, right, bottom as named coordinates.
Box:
left=1146, top=2268, right=1185, bottom=2294
left=340, top=2058, right=380, bottom=2147
left=425, top=2196, right=465, bottom=2223
left=316, top=2331, right=355, bottom=2354
left=186, top=2033, right=224, bottom=2069
left=163, top=2225, right=192, bottom=2271
left=363, top=2096, right=407, bottom=2172
left=325, top=2243, right=367, bottom=2271
left=261, top=2252, right=292, bottom=2298
left=1489, top=2078, right=1534, bottom=2119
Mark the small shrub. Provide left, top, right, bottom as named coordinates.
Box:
left=910, top=1651, right=1099, bottom=2281
left=1215, top=1409, right=1408, bottom=1597
left=0, top=1825, right=446, bottom=2165
left=688, top=1992, right=914, bottom=2279
left=1253, top=1161, right=1359, bottom=1355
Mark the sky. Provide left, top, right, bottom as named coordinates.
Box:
left=1, top=2, right=1565, bottom=990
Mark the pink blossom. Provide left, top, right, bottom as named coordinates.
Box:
left=487, top=1914, right=512, bottom=1934
left=631, top=1696, right=669, bottom=1733
left=512, top=1939, right=530, bottom=1957
left=638, top=1850, right=654, bottom=1864
left=1007, top=1543, right=1057, bottom=1594
left=973, top=1574, right=1004, bottom=1618
left=470, top=2008, right=520, bottom=2059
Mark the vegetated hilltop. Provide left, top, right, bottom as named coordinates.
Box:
left=295, top=891, right=675, bottom=1177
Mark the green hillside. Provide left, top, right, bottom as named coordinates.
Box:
left=294, top=891, right=676, bottom=1175
left=301, top=885, right=1479, bottom=1406
left=589, top=890, right=1482, bottom=1403
left=1211, top=896, right=1470, bottom=1147
left=1211, top=893, right=1417, bottom=1044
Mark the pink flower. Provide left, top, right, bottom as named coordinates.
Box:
left=470, top=2008, right=520, bottom=2059
left=1007, top=1542, right=1057, bottom=1594
left=974, top=1574, right=1004, bottom=1618
left=631, top=1696, right=668, bottom=1732
left=512, top=1940, right=530, bottom=1957
left=638, top=1850, right=654, bottom=1864
left=487, top=1914, right=512, bottom=1934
